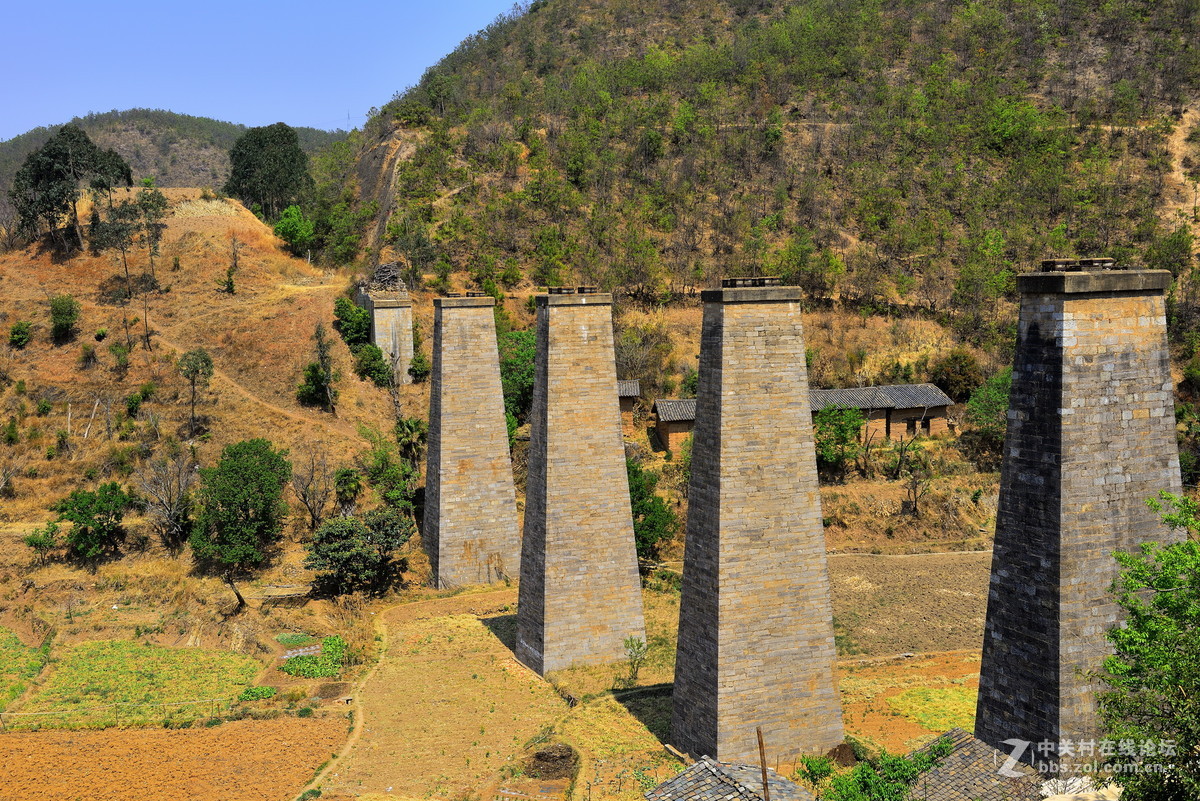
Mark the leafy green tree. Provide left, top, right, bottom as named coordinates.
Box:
left=48, top=294, right=81, bottom=344
left=408, top=322, right=431, bottom=383
left=223, top=123, right=313, bottom=220
left=814, top=406, right=865, bottom=483
left=357, top=425, right=418, bottom=509
left=9, top=124, right=130, bottom=249
left=190, top=439, right=292, bottom=573
left=1098, top=491, right=1200, bottom=799
left=305, top=508, right=414, bottom=596
left=353, top=343, right=392, bottom=386
left=178, top=348, right=214, bottom=434
left=626, top=458, right=677, bottom=566
left=962, top=367, right=1012, bottom=466
left=929, top=347, right=983, bottom=402
left=332, top=297, right=371, bottom=347
left=274, top=205, right=315, bottom=255
left=50, top=482, right=132, bottom=562
left=297, top=323, right=339, bottom=412
left=499, top=330, right=537, bottom=421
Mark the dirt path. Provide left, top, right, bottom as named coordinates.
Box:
left=294, top=589, right=526, bottom=801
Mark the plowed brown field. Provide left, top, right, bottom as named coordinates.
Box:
left=0, top=716, right=347, bottom=801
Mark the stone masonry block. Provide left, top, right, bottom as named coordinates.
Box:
left=976, top=270, right=1183, bottom=760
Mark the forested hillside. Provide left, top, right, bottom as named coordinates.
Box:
left=356, top=0, right=1200, bottom=350
left=0, top=109, right=345, bottom=218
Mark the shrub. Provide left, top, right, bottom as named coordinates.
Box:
left=125, top=393, right=143, bottom=417
left=332, top=297, right=370, bottom=347
left=929, top=348, right=983, bottom=403
left=3, top=417, right=19, bottom=446
left=273, top=205, right=314, bottom=255
left=79, top=344, right=98, bottom=368
left=353, top=343, right=392, bottom=386
left=94, top=328, right=108, bottom=341
left=296, top=706, right=314, bottom=718
left=35, top=398, right=51, bottom=416
left=108, top=342, right=130, bottom=369
left=407, top=349, right=431, bottom=383
left=48, top=294, right=81, bottom=343
left=8, top=321, right=32, bottom=348
left=627, top=458, right=677, bottom=565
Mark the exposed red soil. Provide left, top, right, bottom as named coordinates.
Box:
left=0, top=716, right=346, bottom=801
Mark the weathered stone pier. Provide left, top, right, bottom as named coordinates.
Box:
left=423, top=294, right=521, bottom=588
left=515, top=287, right=646, bottom=675
left=671, top=278, right=844, bottom=762
left=975, top=259, right=1183, bottom=755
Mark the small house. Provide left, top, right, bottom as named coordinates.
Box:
left=652, top=398, right=696, bottom=453
left=810, top=383, right=954, bottom=441
left=645, top=756, right=814, bottom=801
left=618, top=379, right=641, bottom=430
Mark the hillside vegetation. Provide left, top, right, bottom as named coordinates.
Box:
left=0, top=109, right=346, bottom=220
left=355, top=0, right=1200, bottom=355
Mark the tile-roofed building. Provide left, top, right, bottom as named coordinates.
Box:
left=618, top=379, right=642, bottom=398
left=907, top=728, right=1041, bottom=801
left=652, top=398, right=697, bottom=452
left=645, top=757, right=814, bottom=801
left=811, top=383, right=955, bottom=441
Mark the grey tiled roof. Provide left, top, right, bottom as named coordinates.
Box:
left=810, top=387, right=893, bottom=412
left=618, top=379, right=642, bottom=398
left=654, top=398, right=697, bottom=423
left=810, top=384, right=953, bottom=412
left=878, top=383, right=954, bottom=409
left=907, top=728, right=1041, bottom=801
left=646, top=757, right=814, bottom=801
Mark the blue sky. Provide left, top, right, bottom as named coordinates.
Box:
left=0, top=0, right=522, bottom=141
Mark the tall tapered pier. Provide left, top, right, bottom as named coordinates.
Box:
left=515, top=288, right=646, bottom=675
left=423, top=295, right=521, bottom=588
left=671, top=279, right=844, bottom=762
left=975, top=262, right=1183, bottom=756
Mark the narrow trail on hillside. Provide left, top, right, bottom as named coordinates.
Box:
left=1163, top=106, right=1199, bottom=224
left=151, top=330, right=360, bottom=441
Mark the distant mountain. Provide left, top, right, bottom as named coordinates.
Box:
left=0, top=108, right=346, bottom=214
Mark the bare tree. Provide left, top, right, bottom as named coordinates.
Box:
left=291, top=448, right=333, bottom=534
left=0, top=457, right=25, bottom=497
left=138, top=445, right=197, bottom=550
